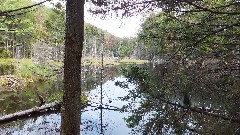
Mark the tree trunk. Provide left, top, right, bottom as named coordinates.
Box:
left=61, top=0, right=84, bottom=135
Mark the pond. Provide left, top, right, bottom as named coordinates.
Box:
left=0, top=77, right=135, bottom=135
left=0, top=64, right=239, bottom=134
left=0, top=65, right=137, bottom=135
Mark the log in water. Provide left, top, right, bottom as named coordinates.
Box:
left=0, top=101, right=61, bottom=125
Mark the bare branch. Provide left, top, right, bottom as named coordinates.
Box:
left=0, top=0, right=50, bottom=16
left=185, top=1, right=240, bottom=15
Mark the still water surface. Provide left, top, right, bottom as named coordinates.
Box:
left=0, top=77, right=135, bottom=135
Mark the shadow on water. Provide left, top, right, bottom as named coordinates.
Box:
left=116, top=63, right=240, bottom=134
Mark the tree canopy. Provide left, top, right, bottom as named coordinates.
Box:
left=113, top=0, right=240, bottom=134
left=0, top=0, right=239, bottom=134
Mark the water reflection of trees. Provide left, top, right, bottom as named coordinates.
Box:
left=0, top=65, right=120, bottom=116
left=0, top=79, right=61, bottom=116
left=81, top=65, right=121, bottom=92
left=0, top=65, right=123, bottom=133
left=0, top=114, right=61, bottom=135
left=118, top=63, right=240, bottom=134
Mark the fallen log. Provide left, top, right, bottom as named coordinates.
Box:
left=0, top=100, right=117, bottom=125
left=0, top=101, right=62, bottom=125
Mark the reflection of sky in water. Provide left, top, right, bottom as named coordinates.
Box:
left=0, top=77, right=135, bottom=135
left=82, top=77, right=135, bottom=135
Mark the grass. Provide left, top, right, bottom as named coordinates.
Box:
left=21, top=60, right=44, bottom=78
left=119, top=58, right=148, bottom=64
left=0, top=58, right=63, bottom=88
left=0, top=58, right=15, bottom=66
left=82, top=57, right=148, bottom=66
left=0, top=58, right=15, bottom=75
left=82, top=57, right=118, bottom=66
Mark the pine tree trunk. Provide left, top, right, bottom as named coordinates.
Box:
left=61, top=0, right=84, bottom=135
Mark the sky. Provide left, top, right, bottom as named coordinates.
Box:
left=85, top=13, right=143, bottom=38
left=34, top=0, right=144, bottom=38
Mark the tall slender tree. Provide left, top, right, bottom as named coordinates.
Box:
left=61, top=0, right=84, bottom=134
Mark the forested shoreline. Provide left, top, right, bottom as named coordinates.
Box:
left=0, top=0, right=142, bottom=61
left=0, top=0, right=240, bottom=134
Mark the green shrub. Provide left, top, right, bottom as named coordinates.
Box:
left=0, top=50, right=11, bottom=58
left=0, top=58, right=15, bottom=75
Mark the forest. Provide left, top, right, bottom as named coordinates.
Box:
left=0, top=0, right=140, bottom=60
left=0, top=0, right=240, bottom=135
